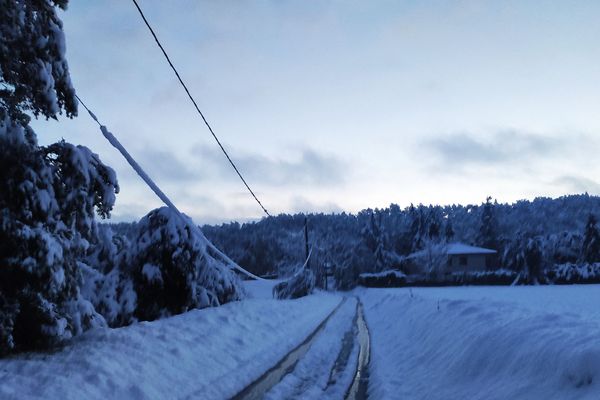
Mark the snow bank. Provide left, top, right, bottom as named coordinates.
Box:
left=0, top=293, right=341, bottom=400
left=243, top=278, right=282, bottom=299
left=360, top=286, right=600, bottom=399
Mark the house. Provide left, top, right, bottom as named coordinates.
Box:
left=444, top=243, right=497, bottom=272
left=405, top=242, right=498, bottom=274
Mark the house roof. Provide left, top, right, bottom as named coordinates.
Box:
left=446, top=243, right=497, bottom=255
left=406, top=242, right=497, bottom=259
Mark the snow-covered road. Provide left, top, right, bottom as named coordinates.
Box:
left=0, top=280, right=342, bottom=400
left=4, top=282, right=600, bottom=400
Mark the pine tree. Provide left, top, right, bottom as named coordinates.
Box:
left=581, top=213, right=600, bottom=263
left=1, top=0, right=77, bottom=124
left=409, top=205, right=426, bottom=251
left=524, top=238, right=543, bottom=284
left=445, top=218, right=455, bottom=241
left=130, top=208, right=243, bottom=321
left=0, top=0, right=119, bottom=355
left=478, top=196, right=498, bottom=249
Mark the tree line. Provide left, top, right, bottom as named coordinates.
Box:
left=202, top=194, right=600, bottom=287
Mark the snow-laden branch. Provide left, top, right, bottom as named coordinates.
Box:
left=97, top=124, right=264, bottom=281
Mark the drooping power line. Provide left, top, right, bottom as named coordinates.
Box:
left=75, top=92, right=265, bottom=281
left=130, top=0, right=271, bottom=217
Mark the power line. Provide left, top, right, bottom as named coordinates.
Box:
left=74, top=93, right=100, bottom=126
left=130, top=0, right=271, bottom=217
left=74, top=92, right=265, bottom=281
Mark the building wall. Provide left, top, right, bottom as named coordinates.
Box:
left=448, top=254, right=490, bottom=272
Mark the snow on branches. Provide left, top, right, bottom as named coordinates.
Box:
left=0, top=0, right=76, bottom=123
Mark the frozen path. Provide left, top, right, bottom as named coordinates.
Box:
left=0, top=280, right=341, bottom=400
left=235, top=296, right=372, bottom=400
left=360, top=285, right=600, bottom=400
left=260, top=297, right=357, bottom=400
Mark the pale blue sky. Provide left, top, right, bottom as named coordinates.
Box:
left=33, top=1, right=600, bottom=223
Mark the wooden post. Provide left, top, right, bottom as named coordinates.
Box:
left=304, top=216, right=309, bottom=268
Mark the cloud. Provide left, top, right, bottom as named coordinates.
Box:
left=424, top=129, right=563, bottom=167
left=289, top=195, right=343, bottom=214
left=554, top=175, right=600, bottom=195
left=138, top=148, right=203, bottom=182
left=192, top=145, right=346, bottom=187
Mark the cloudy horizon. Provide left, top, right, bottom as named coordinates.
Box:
left=31, top=0, right=600, bottom=224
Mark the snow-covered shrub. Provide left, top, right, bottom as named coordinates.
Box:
left=449, top=269, right=518, bottom=286
left=358, top=270, right=407, bottom=288
left=79, top=225, right=136, bottom=327
left=128, top=207, right=243, bottom=321
left=547, top=263, right=600, bottom=284
left=79, top=262, right=136, bottom=328
left=273, top=269, right=316, bottom=299
left=400, top=269, right=517, bottom=287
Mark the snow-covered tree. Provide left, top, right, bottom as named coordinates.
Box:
left=478, top=197, right=498, bottom=249
left=0, top=0, right=76, bottom=124
left=581, top=214, right=600, bottom=263
left=0, top=0, right=119, bottom=355
left=273, top=269, right=315, bottom=299
left=80, top=225, right=135, bottom=327
left=524, top=237, right=544, bottom=284
left=445, top=218, right=455, bottom=241
left=414, top=239, right=448, bottom=279
left=0, top=124, right=118, bottom=354
left=129, top=207, right=243, bottom=322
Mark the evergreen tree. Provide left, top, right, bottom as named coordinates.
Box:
left=524, top=237, right=543, bottom=284
left=130, top=208, right=243, bottom=321
left=0, top=0, right=118, bottom=355
left=445, top=218, right=455, bottom=241
left=581, top=213, right=600, bottom=263
left=409, top=205, right=426, bottom=251
left=428, top=214, right=441, bottom=240
left=478, top=196, right=498, bottom=249
left=1, top=0, right=77, bottom=124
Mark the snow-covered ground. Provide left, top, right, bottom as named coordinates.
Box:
left=0, top=279, right=341, bottom=400
left=360, top=285, right=600, bottom=400
left=5, top=280, right=600, bottom=400
left=265, top=296, right=358, bottom=400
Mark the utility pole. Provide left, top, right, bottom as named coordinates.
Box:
left=304, top=216, right=309, bottom=268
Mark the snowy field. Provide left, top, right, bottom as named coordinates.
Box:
left=0, top=280, right=341, bottom=400
left=360, top=285, right=600, bottom=400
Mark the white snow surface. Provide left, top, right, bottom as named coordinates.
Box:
left=0, top=280, right=341, bottom=400
left=265, top=297, right=358, bottom=400
left=360, top=285, right=600, bottom=400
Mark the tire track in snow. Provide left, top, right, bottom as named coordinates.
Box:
left=344, top=300, right=371, bottom=400
left=232, top=296, right=372, bottom=400
left=232, top=297, right=348, bottom=400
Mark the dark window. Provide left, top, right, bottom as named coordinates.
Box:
left=459, top=256, right=468, bottom=266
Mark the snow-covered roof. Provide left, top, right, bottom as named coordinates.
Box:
left=446, top=243, right=497, bottom=255
left=406, top=242, right=496, bottom=259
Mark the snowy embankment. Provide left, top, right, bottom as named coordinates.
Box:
left=0, top=280, right=341, bottom=400
left=360, top=285, right=600, bottom=400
